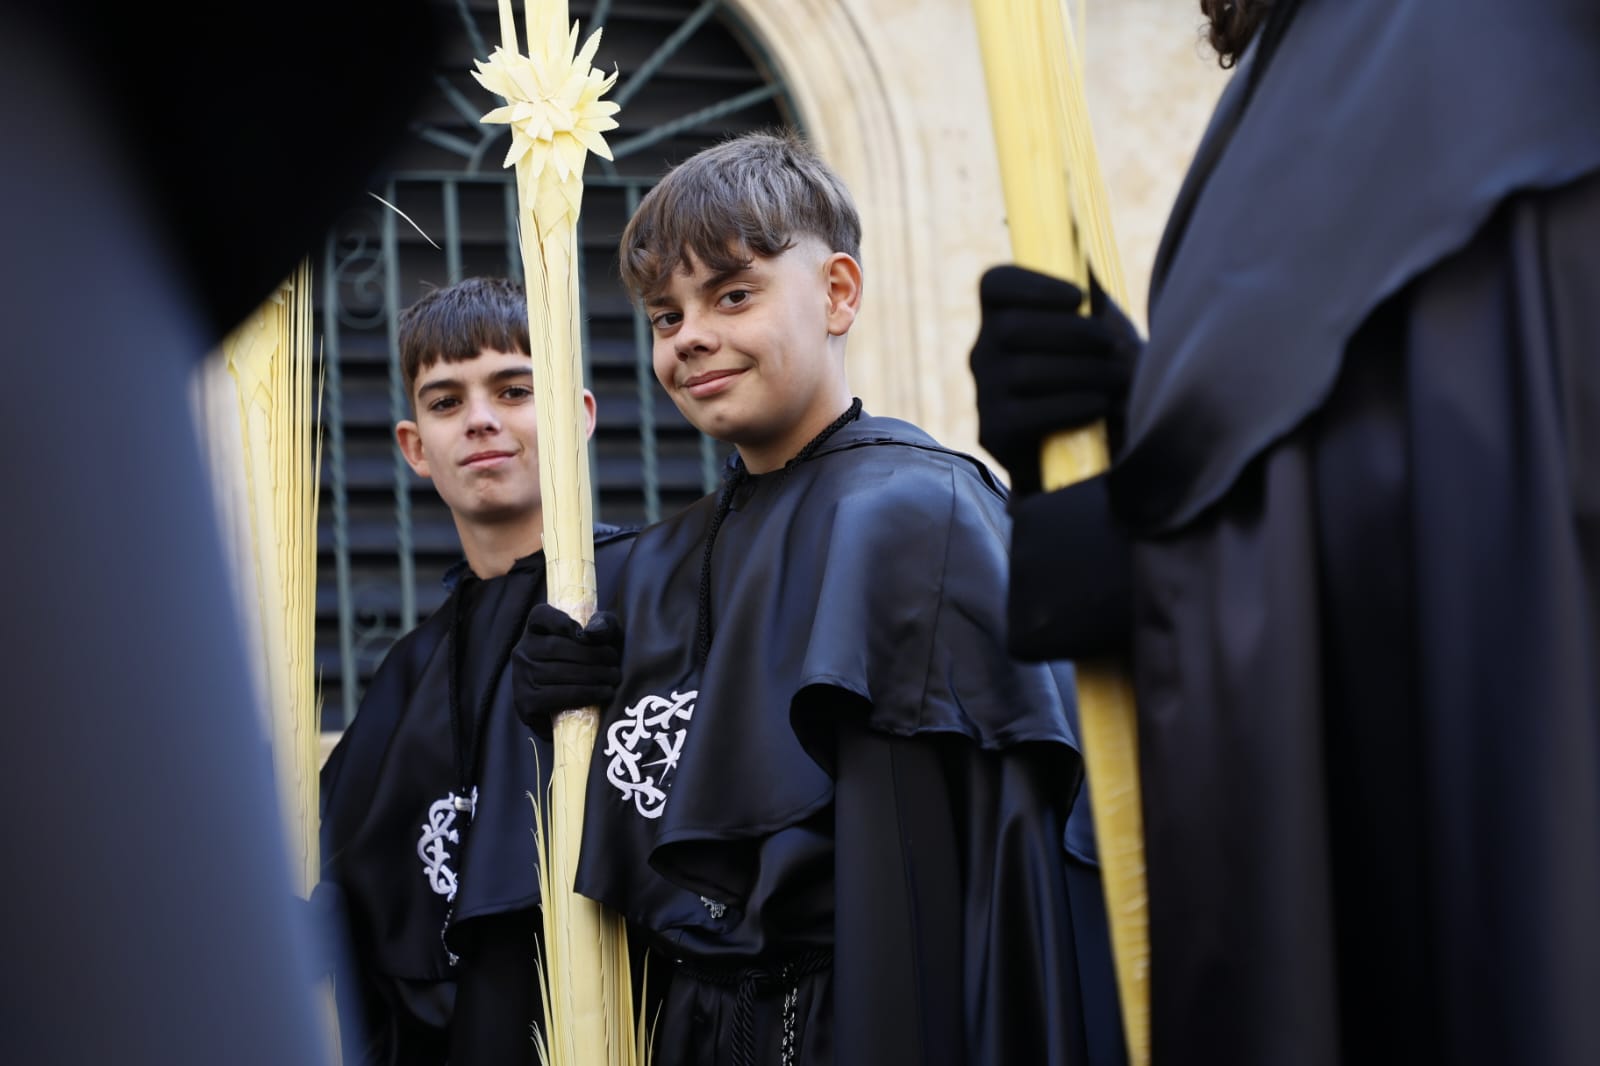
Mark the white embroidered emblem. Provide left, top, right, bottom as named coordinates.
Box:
left=417, top=787, right=477, bottom=900
left=604, top=689, right=696, bottom=819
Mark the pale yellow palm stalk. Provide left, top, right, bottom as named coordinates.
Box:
left=971, top=2, right=1149, bottom=1062
left=218, top=259, right=335, bottom=1057
left=472, top=3, right=645, bottom=1064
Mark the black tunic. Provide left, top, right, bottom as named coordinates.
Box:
left=319, top=525, right=637, bottom=1066
left=1010, top=2, right=1600, bottom=1062
left=575, top=415, right=1124, bottom=1066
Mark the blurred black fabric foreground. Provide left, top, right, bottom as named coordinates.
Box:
left=0, top=4, right=440, bottom=1063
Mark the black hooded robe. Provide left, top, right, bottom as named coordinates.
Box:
left=318, top=525, right=637, bottom=1066
left=1008, top=2, right=1600, bottom=1062
left=574, top=414, right=1125, bottom=1066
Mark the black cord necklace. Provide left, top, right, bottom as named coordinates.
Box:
left=693, top=398, right=863, bottom=667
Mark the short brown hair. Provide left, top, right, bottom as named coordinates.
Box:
left=619, top=128, right=862, bottom=303
left=397, top=276, right=529, bottom=400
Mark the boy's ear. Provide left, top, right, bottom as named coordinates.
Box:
left=824, top=252, right=863, bottom=337
left=395, top=419, right=431, bottom=479
left=581, top=388, right=598, bottom=441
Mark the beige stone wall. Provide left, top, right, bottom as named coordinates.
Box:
left=729, top=0, right=1232, bottom=464
left=1084, top=0, right=1234, bottom=334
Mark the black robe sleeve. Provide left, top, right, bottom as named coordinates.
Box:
left=1008, top=473, right=1135, bottom=662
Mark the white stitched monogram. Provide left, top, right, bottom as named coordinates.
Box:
left=604, top=689, right=696, bottom=819
left=417, top=787, right=476, bottom=899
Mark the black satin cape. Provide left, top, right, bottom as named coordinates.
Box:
left=574, top=415, right=1125, bottom=1066
left=1009, top=2, right=1600, bottom=1062
left=319, top=525, right=636, bottom=1066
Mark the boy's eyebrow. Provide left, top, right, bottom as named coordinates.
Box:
left=488, top=364, right=534, bottom=383
left=414, top=363, right=532, bottom=399
left=699, top=263, right=756, bottom=292
left=644, top=264, right=757, bottom=308
left=414, top=375, right=462, bottom=400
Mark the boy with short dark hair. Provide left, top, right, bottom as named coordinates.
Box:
left=318, top=276, right=637, bottom=1066
left=515, top=130, right=1122, bottom=1066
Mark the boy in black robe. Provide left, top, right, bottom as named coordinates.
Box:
left=514, top=129, right=1124, bottom=1066
left=970, top=2, right=1600, bottom=1063
left=317, top=276, right=637, bottom=1066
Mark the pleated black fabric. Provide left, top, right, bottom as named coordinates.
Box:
left=1019, top=172, right=1600, bottom=1064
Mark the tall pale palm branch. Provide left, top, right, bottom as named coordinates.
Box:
left=972, top=3, right=1149, bottom=1062
left=474, top=2, right=648, bottom=1063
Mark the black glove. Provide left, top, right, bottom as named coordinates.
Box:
left=511, top=602, right=623, bottom=737
left=969, top=264, right=1141, bottom=495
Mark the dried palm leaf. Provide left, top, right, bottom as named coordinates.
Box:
left=221, top=258, right=322, bottom=897
left=216, top=258, right=335, bottom=1058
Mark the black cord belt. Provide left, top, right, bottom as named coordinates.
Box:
left=676, top=948, right=832, bottom=1066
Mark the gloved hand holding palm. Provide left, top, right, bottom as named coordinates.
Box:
left=511, top=602, right=623, bottom=738
left=969, top=264, right=1142, bottom=495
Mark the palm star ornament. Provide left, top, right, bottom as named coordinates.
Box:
left=473, top=7, right=620, bottom=229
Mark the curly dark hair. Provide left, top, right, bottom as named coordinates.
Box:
left=1201, top=0, right=1274, bottom=69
